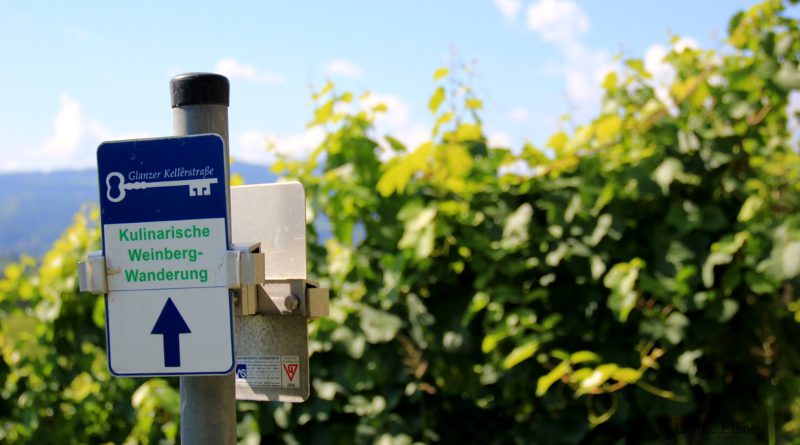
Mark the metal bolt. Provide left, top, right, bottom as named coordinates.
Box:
left=284, top=295, right=300, bottom=312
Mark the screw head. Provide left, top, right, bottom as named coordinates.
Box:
left=284, top=295, right=300, bottom=312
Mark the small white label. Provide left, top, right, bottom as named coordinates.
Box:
left=235, top=356, right=281, bottom=388
left=281, top=356, right=300, bottom=388
left=235, top=355, right=301, bottom=389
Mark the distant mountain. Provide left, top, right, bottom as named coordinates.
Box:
left=0, top=162, right=278, bottom=260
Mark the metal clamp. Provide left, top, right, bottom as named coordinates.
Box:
left=78, top=242, right=328, bottom=318
left=77, top=242, right=267, bottom=296
left=305, top=281, right=330, bottom=319
left=227, top=243, right=265, bottom=316
left=78, top=250, right=108, bottom=294
left=253, top=279, right=329, bottom=318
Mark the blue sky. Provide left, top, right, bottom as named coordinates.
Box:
left=0, top=0, right=772, bottom=172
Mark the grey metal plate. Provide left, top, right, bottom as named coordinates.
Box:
left=231, top=182, right=307, bottom=280
left=231, top=182, right=309, bottom=402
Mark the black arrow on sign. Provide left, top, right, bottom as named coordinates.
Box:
left=151, top=298, right=191, bottom=367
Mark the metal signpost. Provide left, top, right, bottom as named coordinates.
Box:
left=171, top=74, right=236, bottom=445
left=78, top=73, right=329, bottom=445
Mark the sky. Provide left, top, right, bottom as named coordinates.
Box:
left=0, top=0, right=783, bottom=172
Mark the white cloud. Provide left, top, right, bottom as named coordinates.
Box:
left=526, top=0, right=589, bottom=44
left=498, top=159, right=541, bottom=177
left=508, top=107, right=529, bottom=122
left=359, top=92, right=430, bottom=158
left=397, top=124, right=429, bottom=151
left=214, top=58, right=283, bottom=84
left=325, top=59, right=364, bottom=79
left=236, top=130, right=270, bottom=164
left=374, top=123, right=430, bottom=163
left=32, top=95, right=112, bottom=171
left=643, top=37, right=700, bottom=116
left=542, top=59, right=562, bottom=76
left=643, top=43, right=674, bottom=110
left=562, top=44, right=615, bottom=109
left=488, top=131, right=511, bottom=147
left=674, top=37, right=699, bottom=53
left=643, top=37, right=700, bottom=84
left=361, top=92, right=412, bottom=129
left=40, top=95, right=84, bottom=157
left=495, top=0, right=522, bottom=21
left=526, top=0, right=616, bottom=117
left=233, top=91, right=431, bottom=166
left=0, top=95, right=154, bottom=172
left=234, top=127, right=326, bottom=165
left=164, top=66, right=182, bottom=78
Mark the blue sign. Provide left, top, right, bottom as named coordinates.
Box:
left=97, top=134, right=234, bottom=377
left=97, top=135, right=229, bottom=225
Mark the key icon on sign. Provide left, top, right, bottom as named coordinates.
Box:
left=105, top=172, right=218, bottom=203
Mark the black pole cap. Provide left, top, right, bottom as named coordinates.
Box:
left=170, top=72, right=230, bottom=108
